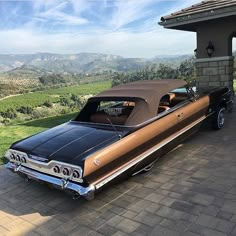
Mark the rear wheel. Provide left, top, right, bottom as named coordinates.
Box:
left=212, top=107, right=225, bottom=130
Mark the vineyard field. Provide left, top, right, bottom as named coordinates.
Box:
left=0, top=81, right=111, bottom=112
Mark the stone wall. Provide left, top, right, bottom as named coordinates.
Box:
left=195, top=56, right=234, bottom=94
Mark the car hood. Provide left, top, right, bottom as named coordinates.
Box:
left=11, top=122, right=124, bottom=165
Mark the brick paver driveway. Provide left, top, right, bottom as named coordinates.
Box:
left=0, top=109, right=236, bottom=236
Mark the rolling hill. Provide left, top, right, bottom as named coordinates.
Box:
left=0, top=52, right=191, bottom=74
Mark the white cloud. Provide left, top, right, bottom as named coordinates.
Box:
left=32, top=0, right=62, bottom=11
left=35, top=1, right=89, bottom=25
left=70, top=0, right=92, bottom=14
left=0, top=0, right=200, bottom=57
left=0, top=28, right=196, bottom=58
left=109, top=0, right=156, bottom=30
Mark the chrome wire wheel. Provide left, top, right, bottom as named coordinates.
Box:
left=213, top=107, right=225, bottom=130
left=217, top=108, right=225, bottom=128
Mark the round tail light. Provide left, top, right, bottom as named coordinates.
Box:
left=16, top=155, right=21, bottom=162
left=53, top=166, right=61, bottom=174
left=11, top=153, right=16, bottom=161
left=62, top=167, right=70, bottom=176
left=20, top=156, right=26, bottom=163
left=72, top=170, right=80, bottom=179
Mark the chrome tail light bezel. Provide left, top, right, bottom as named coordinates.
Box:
left=5, top=149, right=28, bottom=165
left=5, top=149, right=84, bottom=183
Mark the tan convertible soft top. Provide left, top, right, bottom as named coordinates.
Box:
left=90, top=79, right=187, bottom=126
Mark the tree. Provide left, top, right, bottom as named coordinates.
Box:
left=38, top=74, right=67, bottom=85
left=111, top=73, right=127, bottom=87
left=177, top=58, right=195, bottom=82
left=43, top=100, right=53, bottom=108
left=17, top=106, right=33, bottom=114
left=157, top=63, right=178, bottom=79
left=70, top=94, right=85, bottom=110
left=60, top=97, right=70, bottom=106
left=1, top=109, right=17, bottom=119
left=111, top=60, right=196, bottom=86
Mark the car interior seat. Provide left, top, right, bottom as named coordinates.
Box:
left=158, top=93, right=175, bottom=114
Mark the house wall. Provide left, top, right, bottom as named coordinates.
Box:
left=195, top=56, right=234, bottom=93
left=196, top=16, right=236, bottom=58
left=194, top=16, right=235, bottom=94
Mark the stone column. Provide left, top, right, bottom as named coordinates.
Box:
left=195, top=56, right=234, bottom=95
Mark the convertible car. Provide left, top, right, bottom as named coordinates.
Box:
left=5, top=79, right=233, bottom=200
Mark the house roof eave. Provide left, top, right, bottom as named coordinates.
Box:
left=159, top=8, right=236, bottom=31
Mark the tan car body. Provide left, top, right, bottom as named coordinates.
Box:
left=83, top=96, right=210, bottom=190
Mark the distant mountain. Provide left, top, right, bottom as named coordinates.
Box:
left=0, top=52, right=192, bottom=74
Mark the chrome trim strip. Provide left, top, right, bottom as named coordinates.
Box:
left=95, top=115, right=207, bottom=190
left=5, top=162, right=94, bottom=200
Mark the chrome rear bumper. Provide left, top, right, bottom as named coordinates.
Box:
left=5, top=162, right=95, bottom=200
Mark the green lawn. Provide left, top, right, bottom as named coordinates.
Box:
left=0, top=81, right=111, bottom=112
left=0, top=113, right=76, bottom=164
left=0, top=81, right=112, bottom=164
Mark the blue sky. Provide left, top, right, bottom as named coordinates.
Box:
left=0, top=0, right=211, bottom=57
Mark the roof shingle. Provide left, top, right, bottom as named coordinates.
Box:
left=160, top=0, right=236, bottom=28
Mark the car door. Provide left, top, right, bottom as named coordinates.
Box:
left=173, top=90, right=210, bottom=132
